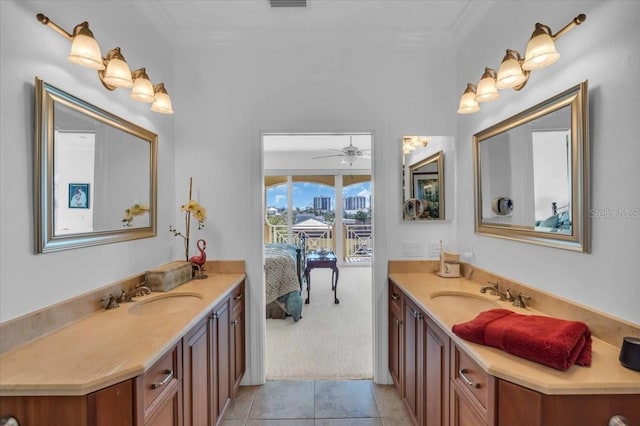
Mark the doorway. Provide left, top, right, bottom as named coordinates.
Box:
left=262, top=133, right=374, bottom=380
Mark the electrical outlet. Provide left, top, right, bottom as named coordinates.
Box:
left=402, top=241, right=426, bottom=257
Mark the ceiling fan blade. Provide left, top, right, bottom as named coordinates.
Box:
left=312, top=154, right=345, bottom=159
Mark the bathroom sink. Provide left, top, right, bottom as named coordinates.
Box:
left=128, top=292, right=203, bottom=315
left=429, top=291, right=500, bottom=319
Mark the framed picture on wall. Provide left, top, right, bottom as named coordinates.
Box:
left=413, top=173, right=440, bottom=219
left=69, top=183, right=90, bottom=209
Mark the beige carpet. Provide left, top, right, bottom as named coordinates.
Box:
left=266, top=265, right=373, bottom=380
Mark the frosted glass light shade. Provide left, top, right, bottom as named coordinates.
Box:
left=130, top=69, right=155, bottom=103
left=496, top=53, right=528, bottom=89
left=476, top=78, right=499, bottom=102
left=523, top=26, right=560, bottom=70
left=341, top=155, right=358, bottom=166
left=151, top=83, right=174, bottom=114
left=67, top=24, right=104, bottom=70
left=103, top=59, right=133, bottom=88
left=100, top=48, right=133, bottom=88
left=457, top=84, right=480, bottom=114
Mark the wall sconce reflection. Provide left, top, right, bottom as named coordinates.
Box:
left=457, top=14, right=586, bottom=115
left=36, top=13, right=173, bottom=114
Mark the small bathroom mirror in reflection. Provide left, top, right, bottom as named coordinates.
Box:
left=402, top=136, right=446, bottom=221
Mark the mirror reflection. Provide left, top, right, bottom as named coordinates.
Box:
left=473, top=81, right=590, bottom=252
left=35, top=78, right=157, bottom=253
left=402, top=136, right=445, bottom=221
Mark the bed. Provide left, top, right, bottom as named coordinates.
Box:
left=535, top=202, right=571, bottom=233
left=264, top=236, right=306, bottom=321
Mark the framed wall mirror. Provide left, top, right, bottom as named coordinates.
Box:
left=402, top=136, right=445, bottom=220
left=34, top=77, right=157, bottom=253
left=473, top=81, right=589, bottom=252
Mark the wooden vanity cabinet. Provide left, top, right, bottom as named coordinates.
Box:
left=212, top=296, right=231, bottom=424
left=401, top=296, right=450, bottom=426
left=182, top=280, right=245, bottom=426
left=450, top=343, right=496, bottom=426
left=0, top=380, right=134, bottom=426
left=135, top=342, right=183, bottom=426
left=183, top=315, right=213, bottom=426
left=389, top=281, right=640, bottom=426
left=230, top=283, right=245, bottom=397
left=498, top=379, right=640, bottom=426
left=388, top=281, right=403, bottom=395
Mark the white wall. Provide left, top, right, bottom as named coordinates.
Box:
left=0, top=0, right=176, bottom=322
left=456, top=1, right=640, bottom=324
left=172, top=33, right=459, bottom=382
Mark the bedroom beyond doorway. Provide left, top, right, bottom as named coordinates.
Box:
left=262, top=132, right=374, bottom=380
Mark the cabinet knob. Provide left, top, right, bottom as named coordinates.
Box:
left=0, top=416, right=20, bottom=426
left=391, top=293, right=400, bottom=301
left=234, top=294, right=243, bottom=301
left=609, top=415, right=630, bottom=426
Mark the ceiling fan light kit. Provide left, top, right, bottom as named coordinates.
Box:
left=311, top=136, right=371, bottom=166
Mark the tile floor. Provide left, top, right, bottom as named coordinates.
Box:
left=220, top=380, right=412, bottom=425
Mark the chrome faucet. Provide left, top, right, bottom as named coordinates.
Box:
left=480, top=281, right=513, bottom=302
left=118, top=285, right=151, bottom=303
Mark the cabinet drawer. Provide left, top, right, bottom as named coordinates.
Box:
left=231, top=283, right=244, bottom=309
left=451, top=343, right=491, bottom=410
left=143, top=344, right=180, bottom=411
left=389, top=281, right=402, bottom=310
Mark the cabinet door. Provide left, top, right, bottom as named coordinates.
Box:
left=388, top=282, right=403, bottom=394
left=230, top=282, right=245, bottom=396
left=403, top=297, right=422, bottom=425
left=450, top=382, right=486, bottom=426
left=144, top=382, right=182, bottom=426
left=423, top=317, right=449, bottom=426
left=183, top=316, right=212, bottom=426
left=212, top=299, right=231, bottom=424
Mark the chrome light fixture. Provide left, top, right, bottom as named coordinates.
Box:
left=457, top=13, right=585, bottom=114
left=36, top=13, right=173, bottom=114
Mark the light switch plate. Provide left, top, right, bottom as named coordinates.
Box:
left=430, top=241, right=442, bottom=257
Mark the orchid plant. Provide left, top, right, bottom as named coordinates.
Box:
left=121, top=203, right=150, bottom=227
left=170, top=178, right=207, bottom=261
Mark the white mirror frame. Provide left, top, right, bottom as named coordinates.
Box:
left=34, top=77, right=158, bottom=253
left=473, top=81, right=590, bottom=252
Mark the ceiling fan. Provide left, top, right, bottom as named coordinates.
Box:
left=311, top=137, right=371, bottom=166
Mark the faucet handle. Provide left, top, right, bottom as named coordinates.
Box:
left=503, top=288, right=514, bottom=302
left=513, top=292, right=531, bottom=308
left=101, top=294, right=120, bottom=310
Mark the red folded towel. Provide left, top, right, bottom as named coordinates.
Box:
left=452, top=308, right=592, bottom=371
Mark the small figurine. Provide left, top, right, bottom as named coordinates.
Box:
left=189, top=239, right=207, bottom=279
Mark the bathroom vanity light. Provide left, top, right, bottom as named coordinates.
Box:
left=456, top=83, right=480, bottom=115
left=457, top=13, right=586, bottom=114
left=36, top=13, right=173, bottom=114
left=475, top=68, right=500, bottom=102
